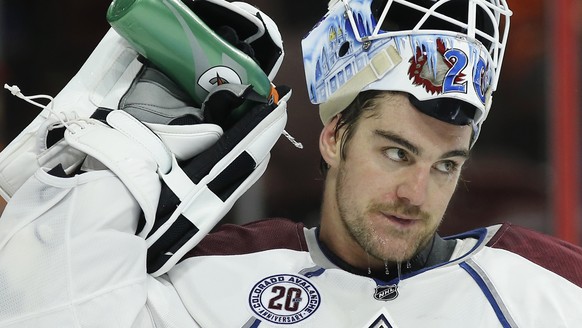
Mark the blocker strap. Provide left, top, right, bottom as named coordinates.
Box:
left=145, top=94, right=288, bottom=276
left=63, top=114, right=164, bottom=238
left=64, top=81, right=289, bottom=277
left=86, top=87, right=289, bottom=276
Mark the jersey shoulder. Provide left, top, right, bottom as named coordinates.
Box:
left=183, top=218, right=308, bottom=258
left=486, top=222, right=582, bottom=288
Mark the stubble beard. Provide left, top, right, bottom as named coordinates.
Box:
left=335, top=163, right=439, bottom=264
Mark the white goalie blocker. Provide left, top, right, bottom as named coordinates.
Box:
left=0, top=25, right=290, bottom=276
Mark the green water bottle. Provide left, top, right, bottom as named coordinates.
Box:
left=106, top=0, right=274, bottom=124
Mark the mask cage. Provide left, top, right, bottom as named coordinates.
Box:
left=341, top=0, right=511, bottom=89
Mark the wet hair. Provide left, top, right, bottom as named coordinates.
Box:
left=320, top=90, right=394, bottom=176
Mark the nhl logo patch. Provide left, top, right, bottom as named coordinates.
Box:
left=373, top=284, right=398, bottom=301
left=248, top=274, right=321, bottom=324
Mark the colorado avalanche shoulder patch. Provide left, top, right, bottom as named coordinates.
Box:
left=248, top=274, right=321, bottom=324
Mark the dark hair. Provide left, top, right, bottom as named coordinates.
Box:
left=320, top=90, right=395, bottom=175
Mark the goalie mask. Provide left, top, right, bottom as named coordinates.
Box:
left=301, top=0, right=512, bottom=145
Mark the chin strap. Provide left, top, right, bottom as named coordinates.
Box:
left=317, top=45, right=402, bottom=124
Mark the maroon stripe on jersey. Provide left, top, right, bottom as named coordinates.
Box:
left=487, top=223, right=582, bottom=288
left=182, top=218, right=307, bottom=259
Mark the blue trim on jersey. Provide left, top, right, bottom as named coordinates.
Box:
left=373, top=277, right=400, bottom=286
left=459, top=262, right=512, bottom=328
left=304, top=267, right=326, bottom=278
left=443, top=227, right=489, bottom=264
left=376, top=227, right=490, bottom=285
left=249, top=318, right=261, bottom=328
left=444, top=226, right=489, bottom=244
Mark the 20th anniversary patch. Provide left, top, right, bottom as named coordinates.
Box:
left=248, top=274, right=321, bottom=324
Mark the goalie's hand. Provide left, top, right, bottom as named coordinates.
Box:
left=145, top=83, right=291, bottom=276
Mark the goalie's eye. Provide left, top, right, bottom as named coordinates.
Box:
left=385, top=148, right=409, bottom=162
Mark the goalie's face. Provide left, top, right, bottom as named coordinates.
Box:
left=319, top=92, right=472, bottom=270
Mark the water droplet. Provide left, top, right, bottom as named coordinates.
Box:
left=367, top=253, right=372, bottom=275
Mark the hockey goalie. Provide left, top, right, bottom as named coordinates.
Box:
left=2, top=0, right=582, bottom=327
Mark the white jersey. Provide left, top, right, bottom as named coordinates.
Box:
left=0, top=168, right=581, bottom=327
left=172, top=220, right=582, bottom=327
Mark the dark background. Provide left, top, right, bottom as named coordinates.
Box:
left=0, top=0, right=575, bottom=239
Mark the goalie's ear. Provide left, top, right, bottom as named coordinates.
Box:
left=319, top=115, right=341, bottom=169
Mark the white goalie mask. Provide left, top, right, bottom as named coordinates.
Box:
left=302, top=0, right=512, bottom=145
